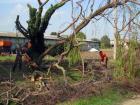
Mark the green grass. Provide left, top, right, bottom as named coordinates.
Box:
left=67, top=70, right=82, bottom=81
left=0, top=56, right=15, bottom=61
left=59, top=89, right=133, bottom=105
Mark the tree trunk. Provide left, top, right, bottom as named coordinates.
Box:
left=30, top=33, right=45, bottom=61
left=113, top=0, right=118, bottom=60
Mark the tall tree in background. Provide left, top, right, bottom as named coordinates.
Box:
left=76, top=32, right=86, bottom=40
left=51, top=32, right=57, bottom=35
left=91, top=38, right=100, bottom=42
left=101, top=35, right=111, bottom=48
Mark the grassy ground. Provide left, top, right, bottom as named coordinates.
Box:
left=0, top=55, right=15, bottom=61
left=1, top=49, right=139, bottom=105
left=59, top=88, right=133, bottom=105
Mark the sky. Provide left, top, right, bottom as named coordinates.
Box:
left=0, top=0, right=114, bottom=40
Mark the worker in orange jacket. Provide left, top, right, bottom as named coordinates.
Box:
left=99, top=51, right=108, bottom=68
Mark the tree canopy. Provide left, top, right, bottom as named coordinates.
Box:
left=91, top=38, right=100, bottom=42
left=76, top=32, right=86, bottom=41
left=50, top=32, right=57, bottom=35
left=101, top=35, right=111, bottom=48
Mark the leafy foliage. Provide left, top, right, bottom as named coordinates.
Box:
left=67, top=47, right=81, bottom=66
left=91, top=38, right=100, bottom=42
left=50, top=32, right=57, bottom=35
left=76, top=32, right=86, bottom=41
left=113, top=38, right=139, bottom=80
left=64, top=37, right=81, bottom=66
left=101, top=35, right=111, bottom=48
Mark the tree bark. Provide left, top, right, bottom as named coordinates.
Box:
left=29, top=33, right=45, bottom=61
left=113, top=0, right=118, bottom=60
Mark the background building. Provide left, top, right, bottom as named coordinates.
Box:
left=0, top=32, right=100, bottom=52
left=80, top=40, right=100, bottom=51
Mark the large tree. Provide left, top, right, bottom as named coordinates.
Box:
left=16, top=0, right=70, bottom=61
left=15, top=0, right=140, bottom=80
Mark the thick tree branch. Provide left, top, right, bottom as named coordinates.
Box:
left=15, top=15, right=30, bottom=39
left=39, top=0, right=70, bottom=34
left=38, top=40, right=66, bottom=63
left=27, top=4, right=37, bottom=36
left=35, top=1, right=44, bottom=31
left=37, top=0, right=42, bottom=6
left=74, top=0, right=130, bottom=34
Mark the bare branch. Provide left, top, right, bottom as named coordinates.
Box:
left=133, top=21, right=140, bottom=28
left=73, top=0, right=130, bottom=34
left=130, top=0, right=140, bottom=5
left=40, top=0, right=50, bottom=8
left=90, top=0, right=95, bottom=12
left=101, top=14, right=114, bottom=27
left=118, top=11, right=140, bottom=33
left=57, top=1, right=83, bottom=36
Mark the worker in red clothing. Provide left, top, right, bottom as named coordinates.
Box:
left=99, top=51, right=108, bottom=68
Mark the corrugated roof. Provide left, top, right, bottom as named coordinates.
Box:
left=0, top=32, right=100, bottom=42
left=0, top=32, right=61, bottom=39
left=0, top=32, right=24, bottom=38
left=44, top=35, right=59, bottom=40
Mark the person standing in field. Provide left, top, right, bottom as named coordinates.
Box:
left=12, top=46, right=23, bottom=72
left=99, top=51, right=108, bottom=68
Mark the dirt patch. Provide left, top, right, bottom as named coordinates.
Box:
left=121, top=96, right=140, bottom=105
left=80, top=49, right=113, bottom=59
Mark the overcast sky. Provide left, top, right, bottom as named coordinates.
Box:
left=0, top=0, right=114, bottom=40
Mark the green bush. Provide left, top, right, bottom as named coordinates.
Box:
left=113, top=39, right=139, bottom=80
